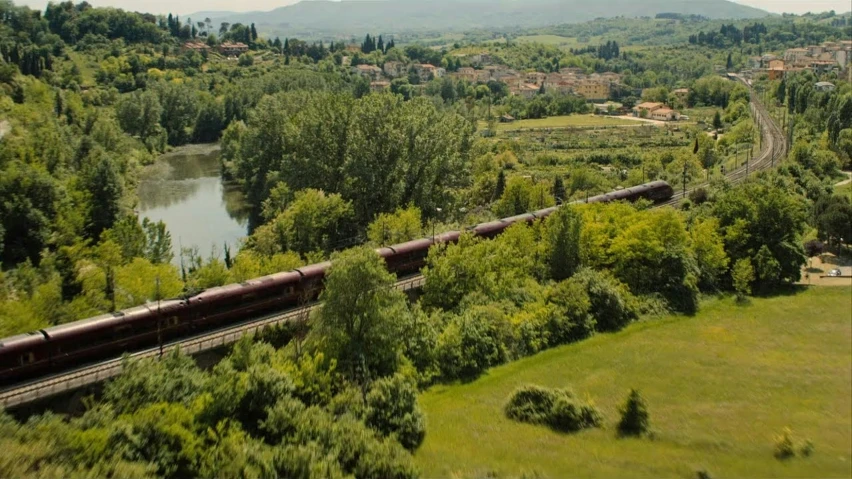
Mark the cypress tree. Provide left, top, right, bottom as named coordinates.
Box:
left=552, top=176, right=565, bottom=202
left=495, top=169, right=506, bottom=199
left=617, top=389, right=649, bottom=437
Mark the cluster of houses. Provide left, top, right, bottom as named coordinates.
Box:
left=182, top=41, right=250, bottom=58
left=747, top=41, right=852, bottom=81
left=351, top=56, right=622, bottom=101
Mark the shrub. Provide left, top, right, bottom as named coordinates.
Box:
left=549, top=396, right=603, bottom=432
left=617, top=389, right=649, bottom=437
left=689, top=187, right=709, bottom=205
left=800, top=439, right=814, bottom=457
left=774, top=427, right=795, bottom=459
left=365, top=374, right=427, bottom=451
left=504, top=385, right=559, bottom=425
left=505, top=385, right=602, bottom=433
left=436, top=306, right=509, bottom=381
left=804, top=240, right=824, bottom=258
left=572, top=268, right=638, bottom=332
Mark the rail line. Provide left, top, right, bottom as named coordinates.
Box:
left=0, top=275, right=425, bottom=409
left=656, top=76, right=788, bottom=208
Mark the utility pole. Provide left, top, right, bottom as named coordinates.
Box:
left=156, top=276, right=163, bottom=358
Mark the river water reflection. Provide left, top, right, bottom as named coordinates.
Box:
left=137, top=145, right=249, bottom=265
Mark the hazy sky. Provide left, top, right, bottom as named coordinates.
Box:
left=11, top=0, right=852, bottom=16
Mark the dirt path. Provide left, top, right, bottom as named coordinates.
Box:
left=614, top=115, right=669, bottom=126
left=835, top=171, right=852, bottom=188
left=0, top=120, right=10, bottom=140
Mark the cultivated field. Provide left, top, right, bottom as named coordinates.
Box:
left=487, top=114, right=647, bottom=131
left=416, top=287, right=852, bottom=478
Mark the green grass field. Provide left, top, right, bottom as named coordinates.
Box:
left=416, top=287, right=852, bottom=478
left=483, top=115, right=648, bottom=132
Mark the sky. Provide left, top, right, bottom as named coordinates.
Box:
left=10, top=0, right=852, bottom=16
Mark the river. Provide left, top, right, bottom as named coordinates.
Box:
left=137, top=144, right=250, bottom=265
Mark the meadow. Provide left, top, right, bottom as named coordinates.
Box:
left=416, top=287, right=852, bottom=478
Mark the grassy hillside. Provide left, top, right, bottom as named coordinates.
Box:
left=416, top=287, right=852, bottom=478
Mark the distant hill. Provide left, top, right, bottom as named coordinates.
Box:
left=191, top=0, right=771, bottom=39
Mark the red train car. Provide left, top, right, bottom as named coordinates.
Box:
left=0, top=181, right=674, bottom=387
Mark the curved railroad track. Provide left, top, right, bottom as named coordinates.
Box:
left=656, top=76, right=787, bottom=208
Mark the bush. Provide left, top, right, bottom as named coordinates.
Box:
left=365, top=375, right=427, bottom=451
left=572, top=268, right=638, bottom=333
left=689, top=187, right=709, bottom=205
left=774, top=427, right=795, bottom=459
left=436, top=305, right=509, bottom=381
left=617, top=389, right=649, bottom=437
left=772, top=427, right=814, bottom=460
left=504, top=385, right=602, bottom=433
left=549, top=396, right=603, bottom=433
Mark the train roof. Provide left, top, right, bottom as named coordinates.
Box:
left=501, top=213, right=537, bottom=225
left=386, top=238, right=434, bottom=255
left=532, top=206, right=560, bottom=219
left=42, top=302, right=170, bottom=341
left=472, top=220, right=508, bottom=236
left=0, top=331, right=47, bottom=354
left=295, top=261, right=333, bottom=280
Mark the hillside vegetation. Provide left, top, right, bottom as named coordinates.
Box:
left=416, top=287, right=852, bottom=478
left=193, top=0, right=769, bottom=38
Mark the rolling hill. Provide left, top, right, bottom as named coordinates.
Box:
left=190, top=0, right=771, bottom=39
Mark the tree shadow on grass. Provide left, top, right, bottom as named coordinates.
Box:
left=752, top=284, right=809, bottom=299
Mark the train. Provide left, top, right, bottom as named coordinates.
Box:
left=0, top=181, right=674, bottom=386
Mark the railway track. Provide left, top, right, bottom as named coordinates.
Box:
left=0, top=275, right=426, bottom=409
left=656, top=77, right=788, bottom=208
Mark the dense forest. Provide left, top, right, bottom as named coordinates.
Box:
left=1, top=0, right=851, bottom=476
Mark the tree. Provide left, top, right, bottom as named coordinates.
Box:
left=726, top=52, right=733, bottom=71
left=365, top=374, right=426, bottom=451
left=546, top=206, right=582, bottom=281
left=116, top=90, right=164, bottom=148
left=617, top=389, right=649, bottom=437
left=495, top=170, right=506, bottom=199
left=552, top=176, right=565, bottom=203
left=238, top=53, right=254, bottom=67
left=714, top=181, right=807, bottom=287
left=814, top=195, right=852, bottom=246
left=690, top=218, right=729, bottom=290
left=0, top=162, right=60, bottom=266
left=315, top=247, right=408, bottom=381
left=114, top=258, right=184, bottom=309
left=713, top=110, right=723, bottom=131
left=251, top=189, right=354, bottom=255
left=732, top=258, right=754, bottom=301
left=571, top=268, right=637, bottom=332
left=155, top=80, right=200, bottom=146
left=250, top=23, right=257, bottom=41
left=436, top=305, right=510, bottom=380
left=87, top=156, right=124, bottom=239
left=367, top=206, right=422, bottom=246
